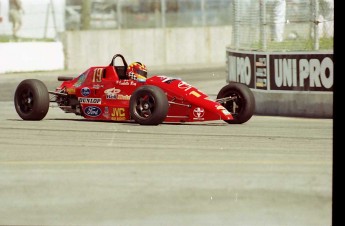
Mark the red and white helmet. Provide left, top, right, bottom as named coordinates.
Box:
left=126, top=62, right=147, bottom=81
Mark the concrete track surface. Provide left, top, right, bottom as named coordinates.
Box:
left=0, top=68, right=333, bottom=226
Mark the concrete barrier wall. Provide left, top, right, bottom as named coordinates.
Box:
left=226, top=49, right=334, bottom=118
left=62, top=26, right=232, bottom=70
left=253, top=91, right=333, bottom=118
left=0, top=42, right=64, bottom=74
left=0, top=26, right=231, bottom=73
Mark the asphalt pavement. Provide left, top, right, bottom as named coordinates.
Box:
left=0, top=66, right=333, bottom=226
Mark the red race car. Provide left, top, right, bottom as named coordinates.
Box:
left=14, top=54, right=255, bottom=125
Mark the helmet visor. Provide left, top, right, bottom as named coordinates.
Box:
left=137, top=69, right=147, bottom=77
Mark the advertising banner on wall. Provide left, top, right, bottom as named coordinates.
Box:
left=227, top=50, right=333, bottom=92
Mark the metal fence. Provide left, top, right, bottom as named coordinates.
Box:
left=0, top=0, right=333, bottom=51
left=231, top=0, right=334, bottom=51
left=65, top=0, right=233, bottom=29
left=66, top=0, right=333, bottom=51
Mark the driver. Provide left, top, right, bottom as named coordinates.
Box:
left=126, top=62, right=148, bottom=81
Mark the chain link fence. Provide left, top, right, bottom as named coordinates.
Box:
left=65, top=0, right=233, bottom=29
left=231, top=0, right=334, bottom=51
left=65, top=0, right=333, bottom=51
left=0, top=0, right=333, bottom=51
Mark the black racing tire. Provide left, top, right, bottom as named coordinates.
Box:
left=217, top=82, right=255, bottom=124
left=129, top=85, right=169, bottom=125
left=14, top=79, right=50, bottom=120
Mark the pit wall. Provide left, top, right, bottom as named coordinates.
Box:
left=61, top=26, right=232, bottom=70
left=226, top=49, right=333, bottom=118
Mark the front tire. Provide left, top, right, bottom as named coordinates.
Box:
left=14, top=79, right=50, bottom=120
left=217, top=82, right=255, bottom=124
left=129, top=85, right=169, bottom=125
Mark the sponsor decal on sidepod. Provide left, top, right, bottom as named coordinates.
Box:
left=84, top=106, right=102, bottom=117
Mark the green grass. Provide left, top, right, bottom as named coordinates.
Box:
left=254, top=37, right=333, bottom=52
left=0, top=35, right=55, bottom=43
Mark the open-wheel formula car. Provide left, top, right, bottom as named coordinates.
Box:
left=14, top=54, right=255, bottom=125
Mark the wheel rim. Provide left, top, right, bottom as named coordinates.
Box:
left=222, top=91, right=243, bottom=116
left=17, top=88, right=34, bottom=114
left=134, top=93, right=156, bottom=119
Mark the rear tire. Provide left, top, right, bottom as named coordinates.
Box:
left=14, top=79, right=50, bottom=120
left=217, top=82, right=255, bottom=124
left=130, top=85, right=169, bottom=125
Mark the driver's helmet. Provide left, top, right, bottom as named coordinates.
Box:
left=126, top=62, right=147, bottom=81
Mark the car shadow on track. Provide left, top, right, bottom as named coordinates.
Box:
left=7, top=118, right=230, bottom=126
left=47, top=118, right=229, bottom=126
